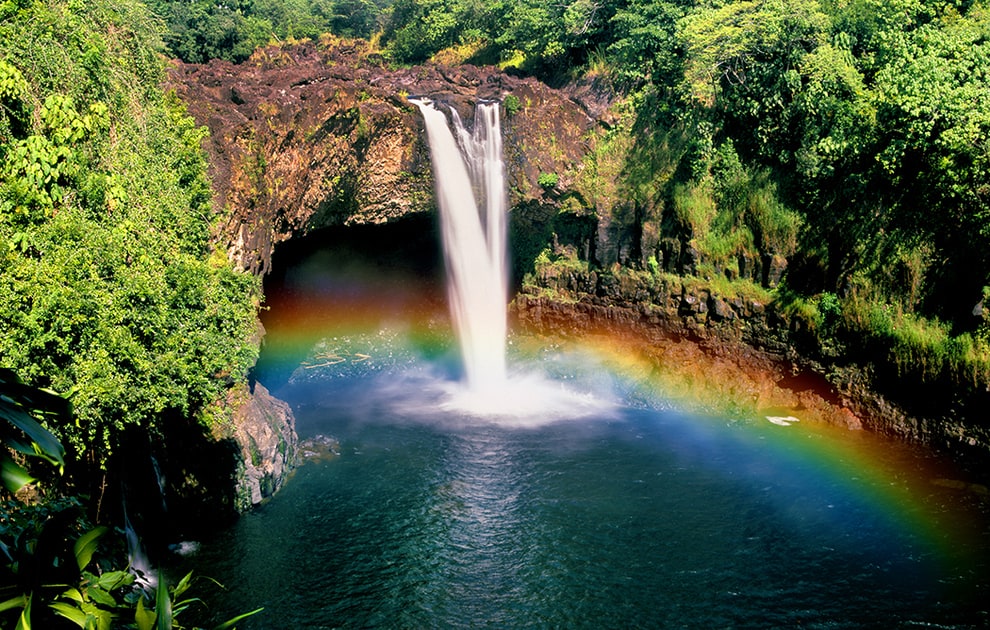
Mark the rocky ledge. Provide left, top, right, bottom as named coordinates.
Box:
left=515, top=265, right=990, bottom=473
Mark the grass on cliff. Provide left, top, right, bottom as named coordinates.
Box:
left=776, top=287, right=990, bottom=389
left=526, top=252, right=990, bottom=395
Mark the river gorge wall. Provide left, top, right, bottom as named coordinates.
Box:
left=167, top=38, right=601, bottom=275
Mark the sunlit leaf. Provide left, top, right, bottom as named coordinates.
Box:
left=15, top=593, right=31, bottom=630
left=73, top=526, right=107, bottom=571
left=1, top=457, right=35, bottom=492
left=49, top=602, right=89, bottom=628
left=172, top=571, right=193, bottom=599
left=0, top=595, right=28, bottom=614
left=135, top=597, right=156, bottom=630
left=212, top=607, right=265, bottom=630
left=97, top=570, right=134, bottom=591
left=86, top=585, right=116, bottom=607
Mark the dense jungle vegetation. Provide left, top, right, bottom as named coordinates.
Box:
left=1, top=0, right=989, bottom=624
left=367, top=0, right=990, bottom=388
left=1, top=1, right=264, bottom=623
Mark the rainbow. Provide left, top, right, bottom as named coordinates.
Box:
left=528, top=331, right=988, bottom=596
left=256, top=285, right=987, bottom=602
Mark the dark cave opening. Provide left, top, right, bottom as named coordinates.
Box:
left=253, top=213, right=447, bottom=390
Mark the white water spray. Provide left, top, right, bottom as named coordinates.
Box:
left=410, top=96, right=617, bottom=421
left=411, top=98, right=508, bottom=391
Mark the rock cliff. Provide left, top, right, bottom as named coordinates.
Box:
left=515, top=264, right=990, bottom=468
left=168, top=38, right=600, bottom=274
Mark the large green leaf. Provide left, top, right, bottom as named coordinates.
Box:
left=73, top=526, right=107, bottom=571
left=135, top=597, right=156, bottom=630
left=1, top=456, right=36, bottom=493
left=155, top=573, right=172, bottom=630
left=0, top=398, right=65, bottom=469
left=0, top=595, right=28, bottom=614
left=14, top=593, right=31, bottom=630
left=96, top=570, right=134, bottom=591
left=49, top=602, right=89, bottom=628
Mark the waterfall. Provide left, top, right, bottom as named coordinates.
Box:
left=411, top=98, right=508, bottom=391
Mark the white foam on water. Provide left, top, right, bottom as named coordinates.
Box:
left=766, top=415, right=800, bottom=426
left=436, top=371, right=619, bottom=428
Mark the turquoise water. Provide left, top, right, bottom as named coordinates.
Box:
left=190, top=358, right=988, bottom=629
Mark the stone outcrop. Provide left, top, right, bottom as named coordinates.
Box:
left=168, top=38, right=598, bottom=274
left=226, top=381, right=297, bottom=511
left=114, top=380, right=297, bottom=543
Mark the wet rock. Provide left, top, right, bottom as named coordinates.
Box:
left=709, top=296, right=736, bottom=322
left=299, top=434, right=341, bottom=462
left=228, top=381, right=297, bottom=510
left=764, top=254, right=788, bottom=288
left=682, top=244, right=700, bottom=276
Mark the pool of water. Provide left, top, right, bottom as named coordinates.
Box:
left=188, top=345, right=989, bottom=629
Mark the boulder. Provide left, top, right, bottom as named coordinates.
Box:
left=227, top=381, right=297, bottom=510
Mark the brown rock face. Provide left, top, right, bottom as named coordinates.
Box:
left=168, top=39, right=598, bottom=274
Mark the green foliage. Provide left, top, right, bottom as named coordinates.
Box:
left=607, top=0, right=687, bottom=88
left=502, top=94, right=521, bottom=117
left=0, top=498, right=129, bottom=629
left=537, top=172, right=559, bottom=189
left=380, top=0, right=483, bottom=64
left=670, top=140, right=800, bottom=271
left=145, top=0, right=382, bottom=63
left=0, top=369, right=67, bottom=494
left=1, top=496, right=262, bottom=629
left=131, top=570, right=263, bottom=630
left=844, top=295, right=990, bottom=385
left=379, top=0, right=623, bottom=78
left=869, top=6, right=990, bottom=312
left=0, top=0, right=260, bottom=466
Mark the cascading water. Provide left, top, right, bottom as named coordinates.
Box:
left=410, top=98, right=508, bottom=391
left=409, top=96, right=613, bottom=420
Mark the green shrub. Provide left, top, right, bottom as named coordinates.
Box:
left=503, top=94, right=522, bottom=116
left=0, top=0, right=260, bottom=465
left=538, top=171, right=559, bottom=189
